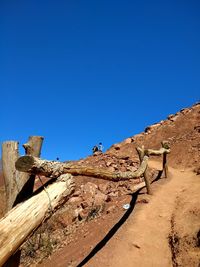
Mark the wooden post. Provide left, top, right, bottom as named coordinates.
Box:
left=161, top=141, right=170, bottom=178
left=2, top=136, right=43, bottom=212
left=15, top=136, right=44, bottom=205
left=0, top=174, right=75, bottom=267
left=162, top=152, right=168, bottom=178
left=22, top=136, right=43, bottom=157
left=136, top=146, right=152, bottom=195
left=2, top=141, right=19, bottom=212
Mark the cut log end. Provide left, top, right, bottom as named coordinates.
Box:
left=15, top=156, right=35, bottom=172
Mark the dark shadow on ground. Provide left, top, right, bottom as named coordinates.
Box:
left=77, top=188, right=143, bottom=267
left=77, top=168, right=166, bottom=266
left=151, top=170, right=163, bottom=183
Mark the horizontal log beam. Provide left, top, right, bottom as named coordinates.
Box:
left=0, top=174, right=75, bottom=267
left=145, top=147, right=170, bottom=156
left=15, top=155, right=149, bottom=181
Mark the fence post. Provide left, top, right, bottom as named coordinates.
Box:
left=161, top=141, right=170, bottom=178
left=136, top=146, right=152, bottom=195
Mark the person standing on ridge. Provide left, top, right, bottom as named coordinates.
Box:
left=98, top=142, right=103, bottom=152
left=92, top=145, right=98, bottom=154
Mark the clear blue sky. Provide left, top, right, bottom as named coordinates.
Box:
left=0, top=0, right=199, bottom=161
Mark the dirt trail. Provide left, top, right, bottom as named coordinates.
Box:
left=83, top=160, right=200, bottom=267
left=38, top=160, right=200, bottom=267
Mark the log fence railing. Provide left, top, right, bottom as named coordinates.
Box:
left=0, top=138, right=170, bottom=266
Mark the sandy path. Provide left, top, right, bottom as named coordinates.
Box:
left=84, top=161, right=197, bottom=267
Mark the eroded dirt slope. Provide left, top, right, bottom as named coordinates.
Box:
left=0, top=103, right=199, bottom=267
left=108, top=102, right=200, bottom=170
left=84, top=161, right=200, bottom=267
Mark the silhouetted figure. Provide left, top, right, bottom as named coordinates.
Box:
left=92, top=145, right=98, bottom=154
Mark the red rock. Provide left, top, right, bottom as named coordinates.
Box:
left=94, top=190, right=108, bottom=206
left=124, top=138, right=132, bottom=144
left=106, top=205, right=115, bottom=214
left=99, top=182, right=110, bottom=194
left=68, top=196, right=83, bottom=203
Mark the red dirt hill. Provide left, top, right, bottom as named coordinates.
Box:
left=107, top=102, right=200, bottom=170
left=1, top=103, right=199, bottom=267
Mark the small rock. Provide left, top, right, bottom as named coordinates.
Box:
left=144, top=126, right=151, bottom=133
left=80, top=201, right=89, bottom=209
left=137, top=199, right=149, bottom=204
left=132, top=243, right=141, bottom=249
left=74, top=207, right=84, bottom=220
left=108, top=191, right=119, bottom=197
left=108, top=166, right=115, bottom=172
left=73, top=190, right=81, bottom=196
left=106, top=205, right=115, bottom=214
left=124, top=138, right=132, bottom=144
left=99, top=182, right=109, bottom=194
left=168, top=114, right=178, bottom=122
left=119, top=155, right=130, bottom=160
left=68, top=196, right=83, bottom=203
left=79, top=209, right=89, bottom=220
left=106, top=161, right=112, bottom=167
left=113, top=144, right=121, bottom=150
left=94, top=190, right=108, bottom=206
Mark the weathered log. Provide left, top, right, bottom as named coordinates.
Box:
left=15, top=154, right=149, bottom=181
left=0, top=173, right=75, bottom=267
left=16, top=136, right=43, bottom=204
left=22, top=136, right=43, bottom=157
left=2, top=141, right=19, bottom=212
left=136, top=146, right=152, bottom=195
left=144, top=147, right=170, bottom=156
left=2, top=137, right=43, bottom=212
left=161, top=141, right=170, bottom=178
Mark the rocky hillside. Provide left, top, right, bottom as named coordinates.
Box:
left=1, top=103, right=199, bottom=267
left=107, top=102, right=200, bottom=170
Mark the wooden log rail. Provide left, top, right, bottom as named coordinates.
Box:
left=0, top=174, right=75, bottom=267
left=15, top=154, right=149, bottom=181
left=15, top=142, right=170, bottom=182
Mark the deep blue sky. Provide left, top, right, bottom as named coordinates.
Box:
left=0, top=0, right=199, bottom=160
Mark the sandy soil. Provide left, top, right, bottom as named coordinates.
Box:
left=39, top=160, right=200, bottom=267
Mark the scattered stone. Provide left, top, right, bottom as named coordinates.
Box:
left=108, top=191, right=119, bottom=197
left=99, top=182, right=110, bottom=194
left=108, top=166, right=116, bottom=172
left=106, top=205, right=115, bottom=214
left=137, top=199, right=149, bottom=204
left=194, top=126, right=200, bottom=133
left=132, top=243, right=141, bottom=249
left=168, top=114, right=179, bottom=122
left=144, top=126, right=151, bottom=133
left=79, top=209, right=88, bottom=220
left=119, top=155, right=130, bottom=160
left=124, top=138, right=132, bottom=144
left=94, top=191, right=108, bottom=206
left=113, top=144, right=121, bottom=150
left=68, top=197, right=83, bottom=204
left=106, top=161, right=112, bottom=167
